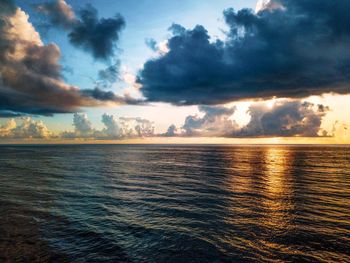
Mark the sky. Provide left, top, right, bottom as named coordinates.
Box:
left=0, top=0, right=350, bottom=144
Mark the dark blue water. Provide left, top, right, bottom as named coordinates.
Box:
left=0, top=145, right=349, bottom=262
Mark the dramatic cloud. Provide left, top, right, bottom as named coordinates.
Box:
left=238, top=101, right=329, bottom=137
left=166, top=100, right=329, bottom=137
left=0, top=1, right=138, bottom=117
left=61, top=113, right=154, bottom=139
left=37, top=1, right=125, bottom=61
left=0, top=1, right=89, bottom=116
left=0, top=118, right=51, bottom=139
left=138, top=0, right=350, bottom=105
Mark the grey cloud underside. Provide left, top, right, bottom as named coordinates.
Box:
left=0, top=111, right=25, bottom=118
left=168, top=101, right=329, bottom=137
left=138, top=0, right=350, bottom=105
left=82, top=88, right=145, bottom=105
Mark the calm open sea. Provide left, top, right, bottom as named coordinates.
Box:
left=0, top=145, right=349, bottom=262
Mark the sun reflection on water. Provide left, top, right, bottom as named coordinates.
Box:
left=223, top=146, right=298, bottom=257
left=262, top=147, right=295, bottom=232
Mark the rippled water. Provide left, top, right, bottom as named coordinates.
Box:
left=0, top=145, right=349, bottom=262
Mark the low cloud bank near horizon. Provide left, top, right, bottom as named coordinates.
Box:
left=0, top=100, right=340, bottom=140
left=0, top=118, right=52, bottom=139
left=164, top=100, right=331, bottom=138
left=0, top=113, right=155, bottom=140
left=61, top=113, right=155, bottom=139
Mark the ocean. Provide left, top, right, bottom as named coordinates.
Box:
left=0, top=145, right=349, bottom=262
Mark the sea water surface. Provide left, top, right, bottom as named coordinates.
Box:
left=0, top=145, right=349, bottom=262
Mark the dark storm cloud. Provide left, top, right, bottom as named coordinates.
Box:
left=138, top=0, right=350, bottom=105
left=36, top=1, right=125, bottom=61
left=0, top=0, right=136, bottom=117
left=68, top=4, right=125, bottom=61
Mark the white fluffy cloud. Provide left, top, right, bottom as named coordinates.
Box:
left=238, top=101, right=329, bottom=137
left=255, top=0, right=284, bottom=13
left=0, top=118, right=52, bottom=139
left=61, top=113, right=155, bottom=139
left=180, top=105, right=239, bottom=137
left=0, top=113, right=155, bottom=140
left=164, top=100, right=331, bottom=138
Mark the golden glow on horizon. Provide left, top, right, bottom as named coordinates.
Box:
left=1, top=136, right=350, bottom=145
left=1, top=94, right=350, bottom=144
